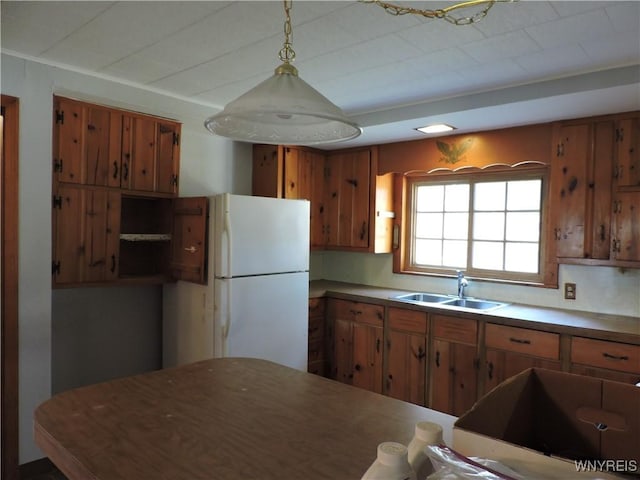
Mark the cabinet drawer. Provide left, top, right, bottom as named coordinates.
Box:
left=485, top=324, right=560, bottom=360
left=388, top=307, right=428, bottom=334
left=433, top=315, right=477, bottom=344
left=331, top=299, right=383, bottom=327
left=308, top=297, right=326, bottom=317
left=572, top=337, right=640, bottom=374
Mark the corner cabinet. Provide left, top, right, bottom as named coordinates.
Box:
left=251, top=144, right=393, bottom=253
left=550, top=111, right=640, bottom=266
left=52, top=96, right=206, bottom=288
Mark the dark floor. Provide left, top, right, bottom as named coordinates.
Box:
left=20, top=459, right=68, bottom=480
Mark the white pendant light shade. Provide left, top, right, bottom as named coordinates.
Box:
left=204, top=64, right=361, bottom=145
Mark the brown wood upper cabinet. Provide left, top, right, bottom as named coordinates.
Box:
left=550, top=112, right=640, bottom=265
left=53, top=192, right=208, bottom=287
left=51, top=96, right=205, bottom=287
left=54, top=96, right=180, bottom=195
left=252, top=144, right=393, bottom=253
left=550, top=120, right=613, bottom=260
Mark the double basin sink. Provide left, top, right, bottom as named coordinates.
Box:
left=392, top=292, right=507, bottom=312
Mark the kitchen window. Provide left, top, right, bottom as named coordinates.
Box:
left=403, top=169, right=547, bottom=284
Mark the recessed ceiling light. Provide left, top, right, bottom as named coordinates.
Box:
left=416, top=124, right=456, bottom=134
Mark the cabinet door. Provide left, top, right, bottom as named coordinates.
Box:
left=552, top=123, right=590, bottom=258
left=325, top=149, right=371, bottom=249
left=612, top=191, right=640, bottom=261
left=156, top=122, right=180, bottom=195
left=130, top=116, right=157, bottom=192
left=590, top=121, right=614, bottom=259
left=333, top=317, right=353, bottom=384
left=53, top=185, right=85, bottom=284
left=170, top=197, right=208, bottom=284
left=252, top=144, right=283, bottom=198
left=352, top=322, right=383, bottom=393
left=308, top=298, right=327, bottom=376
left=85, top=105, right=121, bottom=187
left=430, top=340, right=478, bottom=416
left=53, top=185, right=120, bottom=285
left=54, top=97, right=84, bottom=184
left=615, top=117, right=640, bottom=188
left=484, top=349, right=561, bottom=393
left=83, top=189, right=120, bottom=282
left=386, top=308, right=428, bottom=405
left=387, top=329, right=426, bottom=405
left=284, top=147, right=326, bottom=249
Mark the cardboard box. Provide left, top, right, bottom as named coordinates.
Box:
left=453, top=368, right=640, bottom=479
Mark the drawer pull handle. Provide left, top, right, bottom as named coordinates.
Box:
left=487, top=361, right=494, bottom=380
left=435, top=351, right=440, bottom=368
left=603, top=352, right=629, bottom=361
left=509, top=337, right=531, bottom=345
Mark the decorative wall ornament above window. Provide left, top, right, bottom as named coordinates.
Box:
left=360, top=0, right=518, bottom=25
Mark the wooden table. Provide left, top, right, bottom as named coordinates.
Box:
left=35, top=358, right=456, bottom=480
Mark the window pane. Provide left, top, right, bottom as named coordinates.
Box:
left=417, top=185, right=444, bottom=212
left=415, top=239, right=442, bottom=266
left=444, top=184, right=469, bottom=212
left=443, top=212, right=468, bottom=239
left=442, top=240, right=467, bottom=268
left=506, top=212, right=540, bottom=241
left=505, top=243, right=539, bottom=273
left=473, top=212, right=505, bottom=240
left=475, top=181, right=505, bottom=211
left=507, top=179, right=541, bottom=210
left=472, top=241, right=504, bottom=270
left=416, top=212, right=443, bottom=238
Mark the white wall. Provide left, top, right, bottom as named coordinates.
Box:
left=1, top=53, right=251, bottom=463
left=312, top=251, right=640, bottom=318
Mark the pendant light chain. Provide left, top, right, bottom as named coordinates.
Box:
left=278, top=0, right=296, bottom=64
left=360, top=0, right=516, bottom=26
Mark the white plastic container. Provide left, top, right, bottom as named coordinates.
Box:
left=361, top=442, right=417, bottom=480
left=407, top=421, right=444, bottom=480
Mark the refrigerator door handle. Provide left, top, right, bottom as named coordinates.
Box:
left=222, top=284, right=231, bottom=356
left=224, top=205, right=232, bottom=277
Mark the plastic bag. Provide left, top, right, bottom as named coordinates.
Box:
left=425, top=445, right=527, bottom=480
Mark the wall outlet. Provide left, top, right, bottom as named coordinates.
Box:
left=564, top=283, right=577, bottom=300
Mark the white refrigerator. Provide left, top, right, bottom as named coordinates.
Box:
left=162, top=193, right=310, bottom=370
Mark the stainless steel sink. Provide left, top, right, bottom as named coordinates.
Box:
left=441, top=298, right=507, bottom=311
left=393, top=292, right=454, bottom=304
left=392, top=292, right=507, bottom=311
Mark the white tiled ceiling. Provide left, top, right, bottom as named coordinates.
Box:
left=2, top=1, right=639, bottom=148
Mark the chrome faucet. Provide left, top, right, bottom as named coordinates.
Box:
left=457, top=270, right=468, bottom=298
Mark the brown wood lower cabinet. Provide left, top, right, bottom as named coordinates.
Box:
left=430, top=315, right=479, bottom=416
left=323, top=295, right=640, bottom=417
left=329, top=298, right=384, bottom=393
left=385, top=307, right=428, bottom=406
left=570, top=336, right=640, bottom=384
left=483, top=323, right=562, bottom=394
left=307, top=298, right=327, bottom=376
